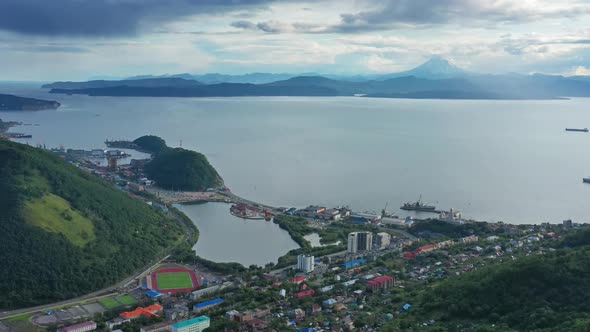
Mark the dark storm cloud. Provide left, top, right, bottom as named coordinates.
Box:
left=231, top=20, right=258, bottom=30
left=0, top=0, right=279, bottom=36
left=332, top=0, right=590, bottom=33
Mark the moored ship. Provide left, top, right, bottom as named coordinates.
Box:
left=565, top=128, right=589, bottom=132
left=400, top=195, right=437, bottom=212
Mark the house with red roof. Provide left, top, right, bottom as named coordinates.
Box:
left=367, top=275, right=394, bottom=292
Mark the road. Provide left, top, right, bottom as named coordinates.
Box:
left=0, top=253, right=170, bottom=321
left=0, top=205, right=201, bottom=321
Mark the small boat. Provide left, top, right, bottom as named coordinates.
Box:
left=565, top=128, right=589, bottom=132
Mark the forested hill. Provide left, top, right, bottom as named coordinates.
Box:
left=134, top=135, right=223, bottom=191
left=400, top=245, right=590, bottom=331
left=0, top=139, right=185, bottom=309
left=0, top=93, right=60, bottom=111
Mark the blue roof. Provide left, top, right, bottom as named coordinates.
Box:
left=194, top=297, right=223, bottom=308
left=402, top=303, right=411, bottom=310
left=342, top=258, right=366, bottom=268
left=145, top=290, right=162, bottom=298
left=171, top=316, right=210, bottom=329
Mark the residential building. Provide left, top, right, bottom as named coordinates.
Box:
left=460, top=235, right=479, bottom=244
left=225, top=310, right=240, bottom=320
left=170, top=316, right=210, bottom=332
left=290, top=276, right=305, bottom=284
left=296, top=289, right=315, bottom=298
left=297, top=254, right=315, bottom=273
left=347, top=232, right=373, bottom=253
left=288, top=309, right=305, bottom=320
left=311, top=303, right=322, bottom=315
left=58, top=321, right=97, bottom=332
left=415, top=244, right=436, bottom=254
left=190, top=284, right=224, bottom=300
left=376, top=232, right=391, bottom=249
left=367, top=275, right=394, bottom=292
left=436, top=240, right=454, bottom=248
left=322, top=299, right=337, bottom=309
left=140, top=322, right=171, bottom=332
left=563, top=219, right=573, bottom=228
left=106, top=318, right=130, bottom=330
left=320, top=285, right=334, bottom=293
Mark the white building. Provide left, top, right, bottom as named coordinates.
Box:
left=171, top=316, right=210, bottom=332
left=58, top=321, right=97, bottom=332
left=297, top=254, right=315, bottom=273
left=347, top=232, right=373, bottom=253
left=376, top=232, right=391, bottom=249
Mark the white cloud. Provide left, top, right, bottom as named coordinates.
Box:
left=569, top=66, right=590, bottom=75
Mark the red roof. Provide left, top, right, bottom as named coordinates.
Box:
left=415, top=244, right=436, bottom=252
left=295, top=289, right=315, bottom=298
left=120, top=304, right=163, bottom=319
left=402, top=252, right=416, bottom=259
left=367, top=275, right=393, bottom=286
left=290, top=276, right=305, bottom=283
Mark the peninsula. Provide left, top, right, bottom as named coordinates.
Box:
left=0, top=93, right=60, bottom=111
left=110, top=135, right=224, bottom=191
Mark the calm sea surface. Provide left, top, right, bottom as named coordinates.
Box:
left=2, top=83, right=590, bottom=264
left=175, top=202, right=299, bottom=266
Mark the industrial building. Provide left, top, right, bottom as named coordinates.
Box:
left=367, top=275, right=394, bottom=292
left=347, top=232, right=373, bottom=253
left=171, top=316, right=210, bottom=332
left=297, top=254, right=315, bottom=273
left=376, top=232, right=391, bottom=249
left=342, top=258, right=366, bottom=269
left=57, top=321, right=97, bottom=332
left=193, top=298, right=224, bottom=312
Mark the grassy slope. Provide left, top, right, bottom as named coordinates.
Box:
left=23, top=193, right=96, bottom=247
left=0, top=139, right=186, bottom=308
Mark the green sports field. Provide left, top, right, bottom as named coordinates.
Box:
left=155, top=272, right=194, bottom=289
left=116, top=295, right=137, bottom=305
left=98, top=297, right=120, bottom=309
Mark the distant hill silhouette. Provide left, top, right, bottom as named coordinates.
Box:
left=45, top=57, right=590, bottom=100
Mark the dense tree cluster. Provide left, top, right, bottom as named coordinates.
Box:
left=413, top=247, right=590, bottom=331
left=133, top=135, right=223, bottom=191
left=132, top=135, right=168, bottom=155
left=0, top=139, right=185, bottom=309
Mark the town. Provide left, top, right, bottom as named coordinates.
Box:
left=0, top=142, right=586, bottom=332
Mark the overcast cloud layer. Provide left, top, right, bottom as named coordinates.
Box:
left=1, top=0, right=590, bottom=80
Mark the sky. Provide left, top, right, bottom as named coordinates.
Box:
left=1, top=0, right=590, bottom=80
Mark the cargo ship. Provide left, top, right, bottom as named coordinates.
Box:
left=400, top=196, right=437, bottom=212
left=565, top=128, right=589, bottom=132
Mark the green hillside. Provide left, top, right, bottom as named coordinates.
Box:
left=0, top=139, right=186, bottom=309
left=135, top=135, right=223, bottom=191
left=397, top=245, right=590, bottom=331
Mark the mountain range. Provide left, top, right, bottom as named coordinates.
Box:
left=43, top=57, right=590, bottom=100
